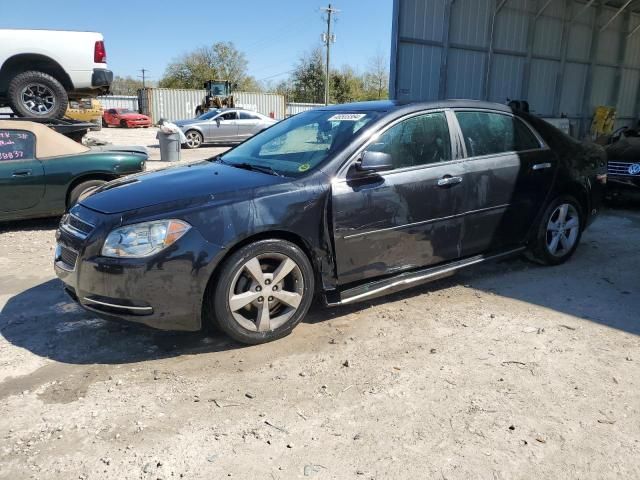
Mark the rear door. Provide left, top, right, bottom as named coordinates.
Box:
left=452, top=110, right=556, bottom=255
left=0, top=129, right=45, bottom=213
left=236, top=111, right=263, bottom=140
left=331, top=110, right=467, bottom=285
left=209, top=111, right=239, bottom=141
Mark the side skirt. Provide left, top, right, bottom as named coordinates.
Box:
left=327, top=247, right=526, bottom=306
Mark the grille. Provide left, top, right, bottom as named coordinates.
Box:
left=58, top=245, right=78, bottom=270
left=608, top=161, right=640, bottom=177
left=62, top=213, right=95, bottom=239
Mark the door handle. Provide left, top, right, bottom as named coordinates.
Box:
left=437, top=176, right=463, bottom=187
left=532, top=162, right=552, bottom=170
left=12, top=169, right=32, bottom=177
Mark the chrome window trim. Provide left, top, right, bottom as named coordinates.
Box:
left=335, top=108, right=461, bottom=181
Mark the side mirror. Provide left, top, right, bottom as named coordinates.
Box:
left=357, top=150, right=393, bottom=172
left=215, top=118, right=221, bottom=126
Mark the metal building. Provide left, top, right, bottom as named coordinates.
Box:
left=390, top=0, right=640, bottom=136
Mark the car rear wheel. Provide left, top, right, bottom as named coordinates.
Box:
left=184, top=130, right=203, bottom=149
left=8, top=71, right=68, bottom=119
left=526, top=195, right=583, bottom=265
left=67, top=180, right=107, bottom=208
left=207, top=240, right=315, bottom=344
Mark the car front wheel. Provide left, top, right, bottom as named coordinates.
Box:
left=208, top=240, right=315, bottom=344
left=67, top=179, right=107, bottom=208
left=526, top=195, right=583, bottom=265
left=184, top=130, right=203, bottom=149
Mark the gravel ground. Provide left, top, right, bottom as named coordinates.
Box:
left=86, top=125, right=230, bottom=167
left=0, top=129, right=639, bottom=479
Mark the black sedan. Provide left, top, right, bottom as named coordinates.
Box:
left=54, top=100, right=606, bottom=344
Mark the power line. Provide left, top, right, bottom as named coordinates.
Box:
left=321, top=4, right=339, bottom=105
left=257, top=68, right=297, bottom=82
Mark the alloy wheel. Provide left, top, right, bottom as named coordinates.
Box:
left=20, top=83, right=56, bottom=115
left=545, top=203, right=580, bottom=257
left=186, top=131, right=202, bottom=148
left=228, top=253, right=304, bottom=332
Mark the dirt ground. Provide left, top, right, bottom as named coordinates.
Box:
left=1, top=128, right=639, bottom=479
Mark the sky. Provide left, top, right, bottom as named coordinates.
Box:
left=1, top=0, right=393, bottom=84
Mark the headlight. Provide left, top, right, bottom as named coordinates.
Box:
left=101, top=219, right=191, bottom=258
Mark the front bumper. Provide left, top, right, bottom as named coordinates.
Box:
left=126, top=119, right=152, bottom=127
left=92, top=68, right=113, bottom=88
left=53, top=206, right=224, bottom=331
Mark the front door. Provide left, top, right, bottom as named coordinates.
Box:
left=331, top=111, right=466, bottom=285
left=452, top=110, right=557, bottom=255
left=0, top=128, right=45, bottom=213
left=209, top=111, right=239, bottom=142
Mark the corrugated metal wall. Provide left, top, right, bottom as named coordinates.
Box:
left=391, top=0, right=640, bottom=136
left=286, top=102, right=326, bottom=116
left=138, top=88, right=286, bottom=123
left=96, top=95, right=139, bottom=111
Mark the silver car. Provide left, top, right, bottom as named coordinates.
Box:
left=175, top=108, right=277, bottom=149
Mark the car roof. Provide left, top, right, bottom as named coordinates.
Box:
left=0, top=120, right=90, bottom=158
left=317, top=99, right=514, bottom=114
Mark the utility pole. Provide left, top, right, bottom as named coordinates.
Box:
left=321, top=4, right=338, bottom=105
left=139, top=69, right=149, bottom=89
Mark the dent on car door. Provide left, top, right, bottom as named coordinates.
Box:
left=453, top=110, right=556, bottom=255
left=0, top=129, right=45, bottom=214
left=331, top=111, right=466, bottom=285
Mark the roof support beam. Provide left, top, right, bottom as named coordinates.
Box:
left=611, top=8, right=633, bottom=111
left=600, top=0, right=633, bottom=32
left=579, top=0, right=603, bottom=138
left=573, top=0, right=597, bottom=23
left=553, top=0, right=573, bottom=116
left=483, top=0, right=511, bottom=100
left=438, top=0, right=455, bottom=100
left=535, top=0, right=555, bottom=19
left=522, top=0, right=541, bottom=101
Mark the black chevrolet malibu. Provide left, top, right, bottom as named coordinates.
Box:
left=55, top=100, right=606, bottom=344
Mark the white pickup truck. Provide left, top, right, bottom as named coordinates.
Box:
left=0, top=29, right=113, bottom=119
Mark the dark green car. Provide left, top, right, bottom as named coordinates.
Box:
left=0, top=120, right=146, bottom=222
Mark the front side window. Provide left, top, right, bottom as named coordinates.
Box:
left=218, top=111, right=238, bottom=121
left=221, top=110, right=380, bottom=177
left=364, top=112, right=452, bottom=169
left=456, top=111, right=541, bottom=157
left=0, top=129, right=35, bottom=161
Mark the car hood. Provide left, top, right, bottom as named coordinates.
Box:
left=80, top=161, right=284, bottom=215
left=174, top=119, right=202, bottom=128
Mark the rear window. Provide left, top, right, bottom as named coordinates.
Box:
left=456, top=111, right=541, bottom=157
left=0, top=129, right=35, bottom=161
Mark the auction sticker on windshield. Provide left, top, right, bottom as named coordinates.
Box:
left=328, top=113, right=367, bottom=121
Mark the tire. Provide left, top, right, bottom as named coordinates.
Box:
left=67, top=180, right=107, bottom=208
left=184, top=130, right=203, bottom=149
left=526, top=195, right=583, bottom=266
left=120, top=119, right=128, bottom=128
left=206, top=239, right=315, bottom=344
left=8, top=70, right=68, bottom=119
left=102, top=117, right=108, bottom=128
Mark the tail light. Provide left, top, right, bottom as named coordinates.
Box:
left=94, top=41, right=107, bottom=63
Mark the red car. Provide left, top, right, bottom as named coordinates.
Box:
left=102, top=108, right=152, bottom=128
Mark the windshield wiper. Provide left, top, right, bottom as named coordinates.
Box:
left=227, top=162, right=284, bottom=177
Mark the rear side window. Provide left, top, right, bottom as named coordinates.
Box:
left=366, top=112, right=452, bottom=169
left=456, top=112, right=541, bottom=157
left=0, top=129, right=35, bottom=161
left=239, top=111, right=260, bottom=120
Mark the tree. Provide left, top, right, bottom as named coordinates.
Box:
left=330, top=66, right=364, bottom=104
left=110, top=75, right=146, bottom=95
left=159, top=42, right=250, bottom=90
left=362, top=51, right=389, bottom=100
left=290, top=48, right=325, bottom=103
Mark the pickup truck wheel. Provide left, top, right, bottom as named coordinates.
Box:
left=184, top=130, right=203, bottom=149
left=67, top=180, right=106, bottom=208
left=526, top=195, right=583, bottom=266
left=8, top=71, right=68, bottom=119
left=207, top=240, right=315, bottom=344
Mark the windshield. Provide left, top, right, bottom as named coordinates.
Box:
left=197, top=109, right=221, bottom=120
left=220, top=110, right=380, bottom=177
